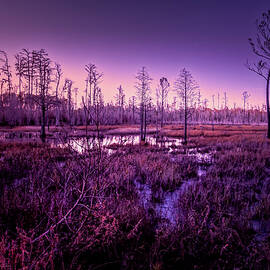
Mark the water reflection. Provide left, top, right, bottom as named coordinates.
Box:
left=53, top=135, right=183, bottom=154
left=134, top=167, right=207, bottom=225
left=134, top=179, right=198, bottom=224
left=1, top=131, right=212, bottom=226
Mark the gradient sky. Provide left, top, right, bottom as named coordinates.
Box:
left=1, top=0, right=270, bottom=108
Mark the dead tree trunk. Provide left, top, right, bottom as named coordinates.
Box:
left=41, top=102, right=46, bottom=142
left=140, top=102, right=144, bottom=141
left=267, top=70, right=270, bottom=138
left=184, top=85, right=187, bottom=144
left=143, top=104, right=147, bottom=141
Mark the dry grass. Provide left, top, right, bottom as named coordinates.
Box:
left=0, top=124, right=267, bottom=141
left=161, top=124, right=267, bottom=138
left=1, top=134, right=270, bottom=269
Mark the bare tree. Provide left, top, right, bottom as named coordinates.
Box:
left=135, top=67, right=152, bottom=143
left=84, top=68, right=90, bottom=108
left=54, top=63, right=62, bottom=126
left=92, top=86, right=104, bottom=137
left=0, top=50, right=13, bottom=100
left=198, top=89, right=202, bottom=108
left=248, top=10, right=270, bottom=138
left=242, top=91, right=250, bottom=123
left=212, top=94, right=215, bottom=109
left=115, top=85, right=125, bottom=124
left=83, top=63, right=103, bottom=136
left=130, top=96, right=136, bottom=124
left=15, top=53, right=24, bottom=104
left=211, top=94, right=215, bottom=131
left=85, top=63, right=103, bottom=109
left=203, top=98, right=208, bottom=109
left=19, top=49, right=35, bottom=98
left=223, top=92, right=228, bottom=109
left=157, top=77, right=170, bottom=127
left=63, top=79, right=73, bottom=126
left=155, top=87, right=160, bottom=139
left=174, top=68, right=199, bottom=144
left=0, top=78, right=5, bottom=107
left=32, top=49, right=55, bottom=142
left=74, top=87, right=78, bottom=110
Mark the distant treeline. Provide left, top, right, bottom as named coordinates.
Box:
left=0, top=49, right=267, bottom=128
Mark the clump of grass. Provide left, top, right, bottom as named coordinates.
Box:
left=119, top=150, right=199, bottom=191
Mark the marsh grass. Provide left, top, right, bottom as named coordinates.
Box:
left=0, top=133, right=270, bottom=269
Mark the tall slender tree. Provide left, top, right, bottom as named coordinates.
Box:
left=248, top=10, right=270, bottom=138
left=242, top=91, right=250, bottom=123
left=15, top=53, right=24, bottom=103
left=82, top=63, right=103, bottom=136
left=115, top=85, right=125, bottom=124
left=135, top=67, right=152, bottom=142
left=174, top=68, right=198, bottom=144
left=54, top=63, right=62, bottom=126
left=85, top=63, right=103, bottom=110
left=157, top=77, right=170, bottom=127
left=32, top=49, right=54, bottom=142
left=0, top=50, right=13, bottom=100
left=130, top=96, right=136, bottom=123
left=63, top=79, right=73, bottom=126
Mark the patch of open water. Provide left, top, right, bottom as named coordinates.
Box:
left=134, top=167, right=207, bottom=224
left=1, top=132, right=212, bottom=226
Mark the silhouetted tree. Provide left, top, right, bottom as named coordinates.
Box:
left=115, top=85, right=125, bottom=124
left=135, top=67, right=152, bottom=142
left=242, top=91, right=250, bottom=123
left=223, top=92, right=228, bottom=109
left=211, top=94, right=215, bottom=130
left=15, top=53, right=24, bottom=103
left=85, top=63, right=103, bottom=109
left=55, top=63, right=62, bottom=126
left=32, top=49, right=55, bottom=142
left=83, top=63, right=103, bottom=136
left=63, top=79, right=73, bottom=126
left=174, top=68, right=198, bottom=144
left=248, top=10, right=270, bottom=138
left=130, top=96, right=136, bottom=123
left=0, top=50, right=12, bottom=100
left=19, top=49, right=34, bottom=98
left=158, top=77, right=170, bottom=127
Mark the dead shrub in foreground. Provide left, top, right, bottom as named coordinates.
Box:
left=0, top=143, right=156, bottom=269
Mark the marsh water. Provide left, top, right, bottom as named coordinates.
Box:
left=55, top=134, right=184, bottom=154
left=0, top=131, right=211, bottom=225
left=54, top=134, right=211, bottom=224
left=1, top=130, right=268, bottom=238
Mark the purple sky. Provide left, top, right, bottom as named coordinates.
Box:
left=1, top=0, right=270, bottom=107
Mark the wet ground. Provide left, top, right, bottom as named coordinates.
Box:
left=54, top=134, right=212, bottom=226
left=2, top=131, right=264, bottom=235
left=0, top=132, right=213, bottom=226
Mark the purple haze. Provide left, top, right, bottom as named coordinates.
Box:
left=0, top=0, right=269, bottom=107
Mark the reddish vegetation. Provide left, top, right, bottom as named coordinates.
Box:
left=0, top=129, right=270, bottom=269
left=162, top=124, right=267, bottom=138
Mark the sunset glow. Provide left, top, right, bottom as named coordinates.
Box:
left=1, top=0, right=269, bottom=107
